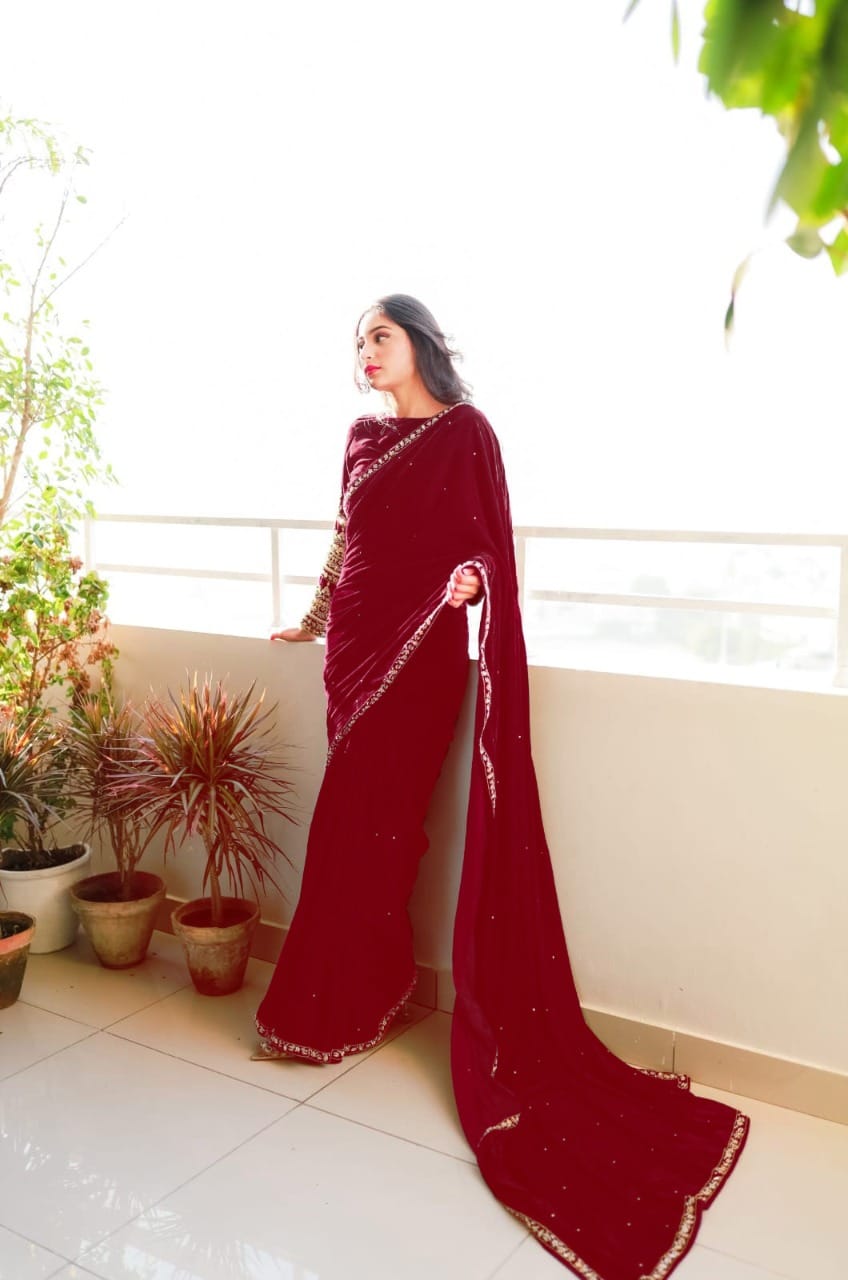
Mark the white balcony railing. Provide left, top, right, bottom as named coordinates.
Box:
left=85, top=515, right=848, bottom=688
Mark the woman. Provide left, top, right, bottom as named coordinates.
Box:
left=255, top=295, right=748, bottom=1280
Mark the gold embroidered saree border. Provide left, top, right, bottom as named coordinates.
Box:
left=637, top=1066, right=691, bottom=1091
left=463, top=558, right=497, bottom=813
left=502, top=1108, right=749, bottom=1280
left=506, top=1208, right=604, bottom=1280
left=479, top=1112, right=521, bottom=1144
left=324, top=405, right=463, bottom=759
left=324, top=405, right=499, bottom=816
left=342, top=403, right=461, bottom=510
left=255, top=971, right=417, bottom=1065
left=694, top=1110, right=749, bottom=1206
left=326, top=603, right=446, bottom=762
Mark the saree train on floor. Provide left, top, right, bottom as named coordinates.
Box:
left=256, top=403, right=749, bottom=1280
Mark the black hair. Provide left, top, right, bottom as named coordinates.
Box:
left=354, top=293, right=472, bottom=405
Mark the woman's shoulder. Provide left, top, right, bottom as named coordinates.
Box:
left=349, top=413, right=381, bottom=432
left=345, top=404, right=497, bottom=446
left=343, top=414, right=382, bottom=447
left=445, top=402, right=501, bottom=453
left=450, top=401, right=493, bottom=428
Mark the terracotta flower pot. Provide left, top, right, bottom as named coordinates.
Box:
left=172, top=896, right=259, bottom=996
left=0, top=911, right=36, bottom=1009
left=70, top=871, right=166, bottom=969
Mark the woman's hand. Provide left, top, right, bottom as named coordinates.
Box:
left=446, top=564, right=482, bottom=608
left=271, top=626, right=317, bottom=642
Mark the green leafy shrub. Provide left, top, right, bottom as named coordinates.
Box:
left=0, top=522, right=116, bottom=725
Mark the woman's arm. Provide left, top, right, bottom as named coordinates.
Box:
left=271, top=508, right=346, bottom=642
left=271, top=424, right=359, bottom=643
left=270, top=625, right=316, bottom=642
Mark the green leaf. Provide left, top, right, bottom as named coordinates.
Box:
left=812, top=157, right=848, bottom=221
left=723, top=250, right=754, bottom=349
left=773, top=116, right=831, bottom=221
left=671, top=0, right=681, bottom=64
left=730, top=252, right=753, bottom=300
left=826, top=227, right=848, bottom=275
left=786, top=225, right=825, bottom=258
left=723, top=297, right=735, bottom=348
left=828, top=101, right=848, bottom=154
left=622, top=0, right=642, bottom=20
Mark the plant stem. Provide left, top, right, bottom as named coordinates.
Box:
left=208, top=859, right=223, bottom=927
left=0, top=310, right=35, bottom=526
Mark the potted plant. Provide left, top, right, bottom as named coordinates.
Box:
left=0, top=524, right=117, bottom=952
left=0, top=715, right=90, bottom=952
left=107, top=676, right=294, bottom=995
left=0, top=113, right=118, bottom=950
left=0, top=909, right=36, bottom=1008
left=66, top=697, right=166, bottom=968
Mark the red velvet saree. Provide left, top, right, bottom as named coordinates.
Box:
left=257, top=403, right=748, bottom=1280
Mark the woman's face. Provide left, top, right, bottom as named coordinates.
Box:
left=356, top=308, right=418, bottom=397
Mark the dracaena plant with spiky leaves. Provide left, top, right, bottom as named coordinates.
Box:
left=106, top=676, right=295, bottom=927
left=64, top=695, right=145, bottom=898
left=0, top=714, right=67, bottom=852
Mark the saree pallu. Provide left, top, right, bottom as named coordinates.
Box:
left=257, top=404, right=749, bottom=1280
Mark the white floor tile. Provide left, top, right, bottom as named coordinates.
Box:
left=677, top=1247, right=796, bottom=1279
left=488, top=1239, right=556, bottom=1279
left=0, top=1002, right=93, bottom=1080
left=310, top=1009, right=474, bottom=1161
left=20, top=932, right=189, bottom=1028
left=80, top=1105, right=526, bottom=1280
left=693, top=1086, right=848, bottom=1280
left=0, top=1032, right=295, bottom=1259
left=43, top=1269, right=100, bottom=1280
left=0, top=1225, right=67, bottom=1280
left=110, top=954, right=431, bottom=1101
left=6, top=938, right=847, bottom=1280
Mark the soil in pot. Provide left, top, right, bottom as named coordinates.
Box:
left=178, top=901, right=256, bottom=930
left=172, top=896, right=259, bottom=996
left=70, top=871, right=166, bottom=969
left=0, top=843, right=87, bottom=872
left=0, top=911, right=36, bottom=1009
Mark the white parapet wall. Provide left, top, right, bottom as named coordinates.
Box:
left=529, top=666, right=848, bottom=1078
left=111, top=624, right=848, bottom=1099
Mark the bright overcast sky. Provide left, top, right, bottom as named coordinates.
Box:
left=2, top=0, right=847, bottom=531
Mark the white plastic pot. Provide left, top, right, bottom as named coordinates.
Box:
left=0, top=846, right=92, bottom=953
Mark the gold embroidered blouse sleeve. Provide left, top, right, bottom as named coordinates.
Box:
left=300, top=509, right=346, bottom=638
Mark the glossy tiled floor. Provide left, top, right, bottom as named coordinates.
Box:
left=2, top=931, right=846, bottom=1280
